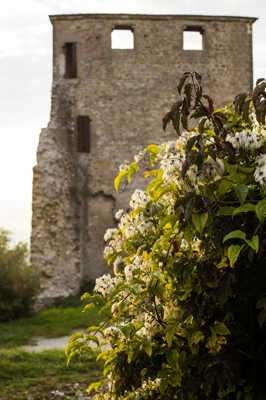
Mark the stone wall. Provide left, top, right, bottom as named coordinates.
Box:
left=31, top=14, right=256, bottom=303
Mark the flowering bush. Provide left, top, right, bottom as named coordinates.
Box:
left=67, top=73, right=266, bottom=399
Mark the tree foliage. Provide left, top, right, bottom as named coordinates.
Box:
left=67, top=73, right=266, bottom=399
left=0, top=229, right=39, bottom=321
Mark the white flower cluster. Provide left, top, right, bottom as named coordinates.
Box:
left=226, top=129, right=265, bottom=151
left=254, top=154, right=266, bottom=186
left=94, top=274, right=116, bottom=297
left=203, top=157, right=224, bottom=180
left=156, top=139, right=187, bottom=186
left=104, top=228, right=117, bottom=242
left=129, top=189, right=150, bottom=210
left=133, top=377, right=161, bottom=399
left=103, top=229, right=123, bottom=260
left=160, top=154, right=184, bottom=184
left=137, top=312, right=160, bottom=339
left=103, top=326, right=122, bottom=341
left=119, top=212, right=155, bottom=239
left=155, top=132, right=220, bottom=191
left=141, top=377, right=161, bottom=391
left=124, top=255, right=144, bottom=282
left=163, top=303, right=180, bottom=320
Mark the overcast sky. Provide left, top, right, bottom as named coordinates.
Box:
left=0, top=0, right=265, bottom=244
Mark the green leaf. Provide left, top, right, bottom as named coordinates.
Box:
left=146, top=144, right=159, bottom=155
left=232, top=203, right=255, bottom=216
left=146, top=144, right=159, bottom=165
left=127, top=349, right=134, bottom=363
left=234, top=184, right=249, bottom=204
left=127, top=161, right=139, bottom=183
left=245, top=235, right=259, bottom=253
left=217, top=206, right=235, bottom=216
left=114, top=162, right=139, bottom=190
left=255, top=199, right=266, bottom=222
left=153, top=184, right=176, bottom=201
left=213, top=321, right=230, bottom=336
left=192, top=212, right=208, bottom=234
left=223, top=230, right=246, bottom=243
left=143, top=340, right=153, bottom=357
left=217, top=179, right=233, bottom=196
left=227, top=244, right=244, bottom=267
left=147, top=173, right=163, bottom=195
left=87, top=380, right=104, bottom=394
left=189, top=330, right=205, bottom=347
left=167, top=349, right=180, bottom=368
left=165, top=323, right=177, bottom=347
left=216, top=256, right=229, bottom=269
left=114, top=170, right=127, bottom=191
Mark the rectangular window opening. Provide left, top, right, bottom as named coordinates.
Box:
left=111, top=27, right=134, bottom=49
left=77, top=116, right=91, bottom=153
left=183, top=27, right=203, bottom=51
left=64, top=42, right=77, bottom=79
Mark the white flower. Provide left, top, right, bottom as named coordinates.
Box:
left=104, top=228, right=117, bottom=242
left=160, top=154, right=183, bottom=183
left=226, top=130, right=263, bottom=150
left=156, top=141, right=177, bottom=160
left=111, top=300, right=122, bottom=314
left=113, top=256, right=123, bottom=275
left=134, top=150, right=145, bottom=163
left=119, top=160, right=129, bottom=171
left=136, top=326, right=148, bottom=337
left=94, top=274, right=116, bottom=297
left=186, top=164, right=199, bottom=184
left=254, top=154, right=266, bottom=186
left=124, top=264, right=136, bottom=282
left=203, top=157, right=224, bottom=180
left=103, top=326, right=122, bottom=340
left=143, top=313, right=160, bottom=338
left=119, top=212, right=154, bottom=239
left=141, top=377, right=161, bottom=391
left=115, top=209, right=124, bottom=221
left=103, top=234, right=123, bottom=261
left=163, top=303, right=180, bottom=320
left=103, top=245, right=113, bottom=258
left=129, top=189, right=150, bottom=209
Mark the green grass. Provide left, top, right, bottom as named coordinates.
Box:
left=0, top=305, right=101, bottom=349
left=0, top=303, right=103, bottom=399
left=0, top=349, right=100, bottom=400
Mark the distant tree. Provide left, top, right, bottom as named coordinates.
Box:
left=0, top=229, right=39, bottom=321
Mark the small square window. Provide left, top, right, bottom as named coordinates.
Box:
left=183, top=27, right=203, bottom=51
left=111, top=27, right=134, bottom=49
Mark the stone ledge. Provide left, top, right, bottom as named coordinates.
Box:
left=49, top=13, right=257, bottom=24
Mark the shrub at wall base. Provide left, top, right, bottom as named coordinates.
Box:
left=0, top=229, right=39, bottom=321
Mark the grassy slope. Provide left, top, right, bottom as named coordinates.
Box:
left=0, top=304, right=103, bottom=399
left=0, top=305, right=100, bottom=348
left=0, top=349, right=100, bottom=400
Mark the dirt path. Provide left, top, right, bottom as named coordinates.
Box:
left=22, top=335, right=70, bottom=352
left=22, top=332, right=105, bottom=352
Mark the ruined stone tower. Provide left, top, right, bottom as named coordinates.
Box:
left=31, top=13, right=256, bottom=304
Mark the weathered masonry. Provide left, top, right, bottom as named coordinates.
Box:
left=31, top=13, right=256, bottom=304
